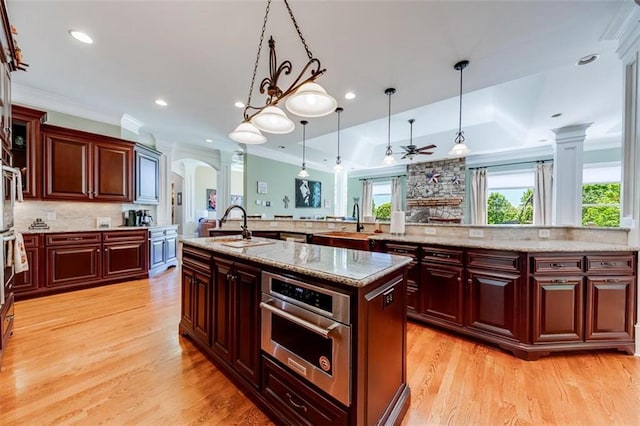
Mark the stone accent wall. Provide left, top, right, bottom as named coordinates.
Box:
left=406, top=157, right=465, bottom=222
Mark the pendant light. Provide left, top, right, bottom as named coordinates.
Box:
left=449, top=60, right=471, bottom=156
left=252, top=105, right=295, bottom=134
left=297, top=120, right=309, bottom=178
left=228, top=121, right=267, bottom=144
left=383, top=88, right=396, bottom=165
left=286, top=82, right=337, bottom=118
left=334, top=107, right=344, bottom=172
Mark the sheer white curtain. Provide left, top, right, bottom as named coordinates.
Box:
left=469, top=168, right=487, bottom=224
left=361, top=180, right=373, bottom=217
left=391, top=177, right=403, bottom=212
left=534, top=162, right=553, bottom=225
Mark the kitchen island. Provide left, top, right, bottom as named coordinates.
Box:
left=179, top=235, right=412, bottom=426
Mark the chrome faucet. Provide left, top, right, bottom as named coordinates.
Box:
left=219, top=204, right=252, bottom=239
left=352, top=202, right=364, bottom=232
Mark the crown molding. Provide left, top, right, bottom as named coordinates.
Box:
left=12, top=83, right=122, bottom=126
left=611, top=3, right=640, bottom=62
left=121, top=113, right=144, bottom=135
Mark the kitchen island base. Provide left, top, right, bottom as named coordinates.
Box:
left=180, top=240, right=411, bottom=425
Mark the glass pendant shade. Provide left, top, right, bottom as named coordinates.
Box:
left=297, top=167, right=309, bottom=178
left=383, top=153, right=396, bottom=165
left=285, top=82, right=337, bottom=118
left=448, top=139, right=471, bottom=156
left=228, top=121, right=267, bottom=144
left=252, top=105, right=295, bottom=134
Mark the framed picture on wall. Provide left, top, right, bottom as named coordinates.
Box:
left=207, top=188, right=217, bottom=211
left=230, top=194, right=243, bottom=206
left=295, top=178, right=321, bottom=208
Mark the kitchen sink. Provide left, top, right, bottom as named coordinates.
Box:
left=212, top=237, right=275, bottom=248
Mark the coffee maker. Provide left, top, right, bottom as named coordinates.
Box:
left=124, top=210, right=137, bottom=226
left=142, top=210, right=153, bottom=226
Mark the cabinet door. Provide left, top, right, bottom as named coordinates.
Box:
left=532, top=276, right=583, bottom=343
left=466, top=269, right=520, bottom=340
left=211, top=258, right=233, bottom=362
left=422, top=262, right=464, bottom=325
left=46, top=245, right=101, bottom=287
left=103, top=240, right=147, bottom=278
left=134, top=146, right=159, bottom=204
left=93, top=142, right=132, bottom=202
left=232, top=263, right=261, bottom=387
left=150, top=237, right=165, bottom=268
left=193, top=270, right=212, bottom=345
left=164, top=231, right=177, bottom=263
left=585, top=276, right=635, bottom=341
left=11, top=105, right=46, bottom=199
left=13, top=245, right=39, bottom=295
left=406, top=261, right=420, bottom=315
left=43, top=131, right=91, bottom=200
left=180, top=267, right=195, bottom=331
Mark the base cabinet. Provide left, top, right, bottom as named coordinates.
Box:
left=532, top=276, right=584, bottom=343
left=13, top=234, right=42, bottom=296
left=585, top=276, right=635, bottom=341
left=148, top=226, right=178, bottom=277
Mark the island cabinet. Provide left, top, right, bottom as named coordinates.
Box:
left=421, top=246, right=465, bottom=326
left=529, top=252, right=636, bottom=358
left=179, top=240, right=411, bottom=426
left=42, top=124, right=134, bottom=202
left=385, top=243, right=421, bottom=315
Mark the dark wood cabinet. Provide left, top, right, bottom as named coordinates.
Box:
left=585, top=275, right=635, bottom=341
left=46, top=233, right=102, bottom=287
left=42, top=124, right=133, bottom=202
left=148, top=226, right=179, bottom=277
left=211, top=256, right=261, bottom=387
left=181, top=245, right=213, bottom=348
left=532, top=276, right=584, bottom=343
left=13, top=233, right=42, bottom=296
left=422, top=262, right=464, bottom=325
left=384, top=243, right=420, bottom=316
left=10, top=105, right=46, bottom=199
left=102, top=230, right=148, bottom=279
left=134, top=144, right=160, bottom=204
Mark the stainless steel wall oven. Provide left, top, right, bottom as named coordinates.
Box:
left=260, top=271, right=351, bottom=406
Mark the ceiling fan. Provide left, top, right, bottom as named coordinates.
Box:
left=400, top=119, right=436, bottom=160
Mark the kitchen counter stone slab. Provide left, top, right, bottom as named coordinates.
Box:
left=18, top=225, right=176, bottom=234
left=182, top=236, right=411, bottom=288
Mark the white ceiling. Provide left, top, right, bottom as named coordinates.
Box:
left=7, top=0, right=633, bottom=172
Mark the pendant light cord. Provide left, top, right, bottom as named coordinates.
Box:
left=387, top=91, right=392, bottom=151
left=337, top=108, right=341, bottom=161
left=302, top=121, right=307, bottom=167
left=457, top=65, right=463, bottom=135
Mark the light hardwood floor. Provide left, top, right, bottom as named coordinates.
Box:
left=1, top=268, right=639, bottom=425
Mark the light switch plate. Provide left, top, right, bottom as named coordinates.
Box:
left=255, top=200, right=261, bottom=205
left=424, top=227, right=437, bottom=235
left=469, top=229, right=484, bottom=238
left=538, top=229, right=550, bottom=238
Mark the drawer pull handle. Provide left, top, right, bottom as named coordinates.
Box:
left=604, top=279, right=621, bottom=283
left=67, top=237, right=83, bottom=241
left=552, top=279, right=568, bottom=284
left=286, top=392, right=308, bottom=413
left=600, top=262, right=615, bottom=267
left=549, top=263, right=565, bottom=268
left=432, top=253, right=451, bottom=259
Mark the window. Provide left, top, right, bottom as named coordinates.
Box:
left=582, top=164, right=620, bottom=227
left=372, top=181, right=391, bottom=219
left=487, top=170, right=534, bottom=225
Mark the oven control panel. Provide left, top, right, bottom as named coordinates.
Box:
left=271, top=278, right=333, bottom=313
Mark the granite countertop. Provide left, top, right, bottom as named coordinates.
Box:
left=19, top=224, right=178, bottom=234
left=366, top=233, right=639, bottom=252
left=182, top=236, right=411, bottom=288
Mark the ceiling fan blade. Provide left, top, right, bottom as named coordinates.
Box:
left=418, top=151, right=434, bottom=155
left=417, top=144, right=437, bottom=151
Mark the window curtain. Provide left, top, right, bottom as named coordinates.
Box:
left=469, top=168, right=487, bottom=224
left=534, top=162, right=553, bottom=225
left=361, top=180, right=373, bottom=217
left=391, top=177, right=403, bottom=212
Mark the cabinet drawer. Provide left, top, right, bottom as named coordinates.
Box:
left=103, top=230, right=147, bottom=243
left=21, top=234, right=41, bottom=247
left=46, top=232, right=101, bottom=246
left=422, top=246, right=463, bottom=265
left=531, top=256, right=583, bottom=274
left=467, top=250, right=521, bottom=272
left=586, top=254, right=635, bottom=275
left=385, top=243, right=419, bottom=260
left=262, top=356, right=348, bottom=426
left=183, top=245, right=211, bottom=272
left=149, top=229, right=166, bottom=239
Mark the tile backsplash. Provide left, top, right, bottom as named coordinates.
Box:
left=14, top=200, right=154, bottom=231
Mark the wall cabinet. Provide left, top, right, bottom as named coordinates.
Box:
left=14, top=230, right=148, bottom=299
left=10, top=105, right=47, bottom=199
left=149, top=226, right=178, bottom=277
left=134, top=144, right=160, bottom=204
left=42, top=124, right=134, bottom=202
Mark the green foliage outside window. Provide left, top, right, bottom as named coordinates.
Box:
left=487, top=189, right=533, bottom=224
left=582, top=183, right=620, bottom=227
left=375, top=202, right=391, bottom=220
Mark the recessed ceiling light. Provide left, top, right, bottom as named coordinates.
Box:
left=577, top=54, right=599, bottom=66
left=154, top=99, right=168, bottom=107
left=278, top=145, right=285, bottom=149
left=344, top=91, right=356, bottom=100
left=68, top=30, right=93, bottom=44
left=205, top=139, right=213, bottom=143
left=539, top=138, right=548, bottom=143
left=234, top=101, right=245, bottom=108
left=551, top=113, right=562, bottom=118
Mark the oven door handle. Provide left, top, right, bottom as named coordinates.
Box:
left=260, top=300, right=340, bottom=339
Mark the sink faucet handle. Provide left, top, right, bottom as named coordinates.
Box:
left=241, top=225, right=252, bottom=240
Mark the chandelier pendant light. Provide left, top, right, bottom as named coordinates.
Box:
left=297, top=120, right=310, bottom=178
left=334, top=107, right=344, bottom=172
left=229, top=0, right=336, bottom=144
left=383, top=88, right=396, bottom=165
left=449, top=59, right=471, bottom=156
